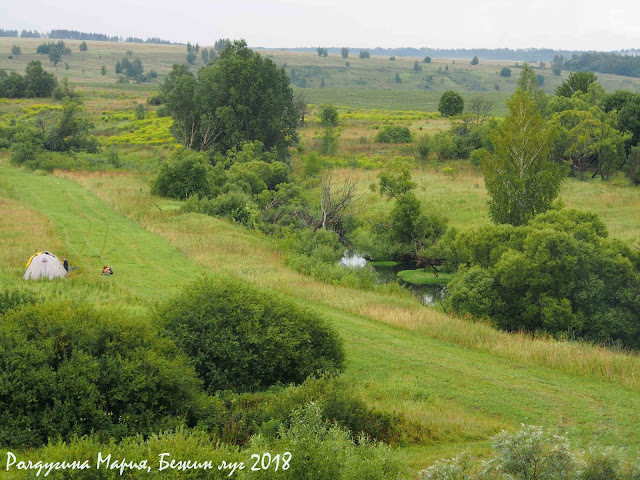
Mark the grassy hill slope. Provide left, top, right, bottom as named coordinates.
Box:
left=3, top=38, right=640, bottom=114
left=2, top=161, right=640, bottom=470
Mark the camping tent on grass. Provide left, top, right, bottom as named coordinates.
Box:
left=24, top=251, right=68, bottom=280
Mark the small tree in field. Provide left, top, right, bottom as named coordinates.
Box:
left=500, top=66, right=511, bottom=77
left=79, top=41, right=87, bottom=52
left=483, top=89, right=565, bottom=226
left=359, top=50, right=370, bottom=59
left=319, top=104, right=338, bottom=126
left=471, top=55, right=479, bottom=65
left=341, top=47, right=349, bottom=59
left=423, top=56, right=431, bottom=63
left=438, top=90, right=464, bottom=117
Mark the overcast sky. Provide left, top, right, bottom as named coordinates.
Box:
left=2, top=0, right=639, bottom=51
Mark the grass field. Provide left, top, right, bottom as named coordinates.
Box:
left=2, top=158, right=640, bottom=472
left=3, top=37, right=640, bottom=116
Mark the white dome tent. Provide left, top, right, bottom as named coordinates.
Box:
left=23, top=251, right=68, bottom=280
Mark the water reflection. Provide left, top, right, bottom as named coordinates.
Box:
left=339, top=251, right=446, bottom=306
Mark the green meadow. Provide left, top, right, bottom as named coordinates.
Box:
left=2, top=158, right=640, bottom=472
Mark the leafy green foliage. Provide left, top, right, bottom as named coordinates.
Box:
left=161, top=40, right=298, bottom=158
left=627, top=145, right=640, bottom=185
left=470, top=56, right=479, bottom=65
left=156, top=276, right=345, bottom=393
left=438, top=90, right=464, bottom=117
left=9, top=101, right=98, bottom=169
left=556, top=71, right=598, bottom=97
left=319, top=104, right=339, bottom=126
left=500, top=66, right=511, bottom=77
left=447, top=209, right=640, bottom=346
left=375, top=125, right=412, bottom=143
left=0, top=288, right=38, bottom=316
left=245, top=403, right=404, bottom=480
left=420, top=424, right=640, bottom=480
left=0, top=302, right=202, bottom=448
left=0, top=60, right=57, bottom=98
left=341, top=47, right=349, bottom=59
left=376, top=158, right=417, bottom=198
left=115, top=56, right=151, bottom=82
left=36, top=41, right=70, bottom=66
left=483, top=89, right=564, bottom=226
left=151, top=152, right=213, bottom=199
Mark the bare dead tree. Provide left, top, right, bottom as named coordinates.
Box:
left=468, top=96, right=493, bottom=125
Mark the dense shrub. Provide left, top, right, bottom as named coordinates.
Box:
left=420, top=424, right=640, bottom=480
left=183, top=189, right=255, bottom=225
left=430, top=132, right=458, bottom=159
left=273, top=375, right=404, bottom=444
left=156, top=277, right=345, bottom=393
left=0, top=60, right=57, bottom=98
left=500, top=66, right=512, bottom=77
left=151, top=152, right=213, bottom=199
left=627, top=145, right=640, bottom=185
left=245, top=403, right=404, bottom=480
left=438, top=90, right=464, bottom=117
left=447, top=209, right=640, bottom=347
left=195, top=374, right=406, bottom=446
left=375, top=125, right=412, bottom=143
left=0, top=302, right=202, bottom=448
left=0, top=288, right=38, bottom=316
left=319, top=104, right=339, bottom=126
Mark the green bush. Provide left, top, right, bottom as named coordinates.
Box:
left=447, top=209, right=640, bottom=347
left=375, top=125, right=412, bottom=143
left=0, top=288, right=38, bottom=316
left=500, top=66, right=512, bottom=77
left=627, top=145, right=640, bottom=186
left=156, top=277, right=345, bottom=393
left=438, top=90, right=464, bottom=117
left=0, top=302, right=203, bottom=448
left=430, top=132, right=458, bottom=159
left=243, top=403, right=405, bottom=480
left=151, top=152, right=213, bottom=199
left=319, top=104, right=338, bottom=126
left=273, top=375, right=404, bottom=444
left=469, top=147, right=491, bottom=167
left=183, top=189, right=254, bottom=225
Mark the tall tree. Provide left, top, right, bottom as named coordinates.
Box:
left=161, top=40, right=298, bottom=157
left=483, top=89, right=565, bottom=226
left=555, top=71, right=597, bottom=97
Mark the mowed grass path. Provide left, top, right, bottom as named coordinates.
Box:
left=2, top=165, right=640, bottom=469
left=0, top=164, right=200, bottom=300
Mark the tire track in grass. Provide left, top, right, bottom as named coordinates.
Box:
left=0, top=165, right=203, bottom=300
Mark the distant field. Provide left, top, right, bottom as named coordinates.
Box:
left=3, top=38, right=640, bottom=116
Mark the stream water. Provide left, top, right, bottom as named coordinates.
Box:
left=340, top=252, right=447, bottom=306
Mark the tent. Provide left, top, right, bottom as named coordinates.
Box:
left=24, top=251, right=68, bottom=280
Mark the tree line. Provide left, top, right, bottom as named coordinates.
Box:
left=264, top=46, right=639, bottom=61
left=0, top=27, right=174, bottom=44
left=556, top=51, right=640, bottom=78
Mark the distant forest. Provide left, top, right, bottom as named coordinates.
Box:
left=561, top=52, right=640, bottom=78
left=265, top=46, right=640, bottom=62
left=0, top=28, right=175, bottom=45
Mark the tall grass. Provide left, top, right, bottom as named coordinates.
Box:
left=57, top=169, right=640, bottom=391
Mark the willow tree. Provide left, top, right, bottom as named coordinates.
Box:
left=482, top=89, right=566, bottom=226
